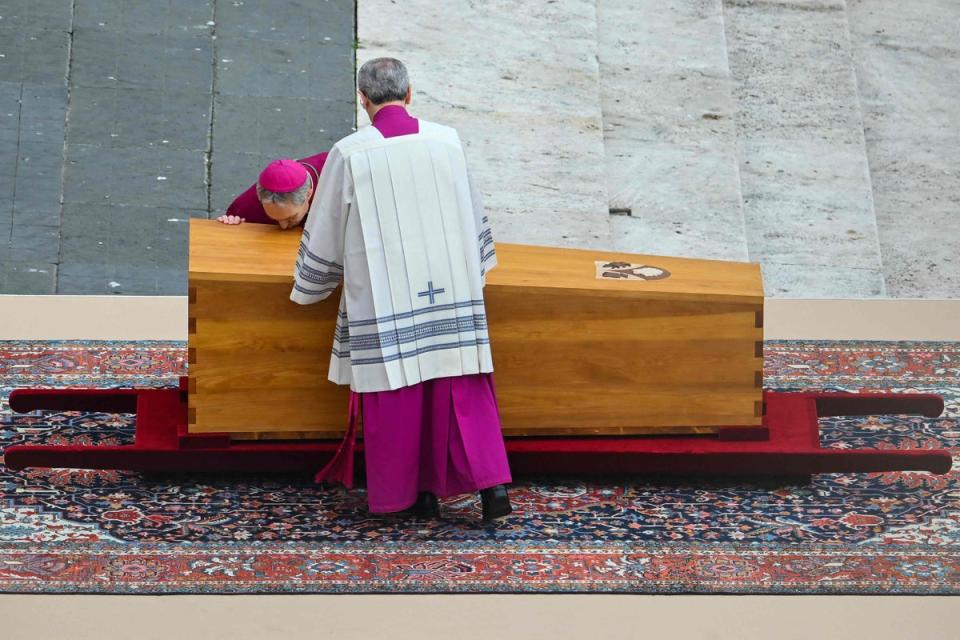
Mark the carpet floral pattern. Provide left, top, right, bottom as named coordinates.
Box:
left=1, top=340, right=958, bottom=593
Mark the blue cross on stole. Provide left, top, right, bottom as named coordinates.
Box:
left=417, top=281, right=446, bottom=305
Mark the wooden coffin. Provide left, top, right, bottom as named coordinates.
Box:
left=188, top=219, right=764, bottom=439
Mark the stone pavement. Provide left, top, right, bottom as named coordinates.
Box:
left=0, top=0, right=356, bottom=295
left=600, top=0, right=749, bottom=263
left=2, top=0, right=957, bottom=298
left=724, top=0, right=886, bottom=297
left=359, top=0, right=613, bottom=251
left=359, top=0, right=958, bottom=298
left=847, top=0, right=960, bottom=298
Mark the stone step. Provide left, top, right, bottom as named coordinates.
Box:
left=357, top=0, right=611, bottom=250
left=846, top=0, right=960, bottom=298
left=358, top=0, right=902, bottom=300
left=599, top=0, right=749, bottom=262
left=722, top=0, right=886, bottom=297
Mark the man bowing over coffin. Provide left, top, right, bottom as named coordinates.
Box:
left=290, top=57, right=513, bottom=521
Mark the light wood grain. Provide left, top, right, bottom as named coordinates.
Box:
left=187, top=276, right=350, bottom=433
left=190, top=219, right=763, bottom=303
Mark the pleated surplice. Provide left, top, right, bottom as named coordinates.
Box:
left=317, top=121, right=497, bottom=392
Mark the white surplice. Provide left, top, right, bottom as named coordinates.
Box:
left=290, top=120, right=497, bottom=392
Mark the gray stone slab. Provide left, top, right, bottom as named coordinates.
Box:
left=61, top=262, right=187, bottom=295
left=0, top=223, right=10, bottom=261
left=18, top=82, right=67, bottom=142
left=54, top=4, right=216, bottom=295
left=61, top=201, right=166, bottom=233
left=63, top=144, right=207, bottom=209
left=13, top=207, right=59, bottom=227
left=0, top=205, right=11, bottom=231
left=59, top=230, right=113, bottom=264
left=55, top=274, right=110, bottom=294
left=359, top=0, right=611, bottom=250
left=601, top=0, right=747, bottom=262
left=216, top=39, right=354, bottom=99
left=208, top=0, right=357, bottom=230
left=71, top=28, right=212, bottom=93
left=56, top=263, right=161, bottom=295
left=611, top=0, right=731, bottom=67
left=0, top=27, right=70, bottom=85
left=13, top=141, right=64, bottom=216
left=0, top=0, right=360, bottom=295
left=106, top=267, right=162, bottom=295
left=761, top=262, right=885, bottom=298
left=74, top=0, right=213, bottom=36
left=0, top=135, right=16, bottom=205
left=599, top=0, right=738, bottom=154
left=67, top=86, right=210, bottom=150
left=0, top=0, right=73, bottom=31
left=214, top=94, right=352, bottom=157
left=847, top=0, right=960, bottom=298
left=215, top=0, right=354, bottom=46
left=847, top=0, right=960, bottom=51
left=724, top=0, right=885, bottom=296
left=157, top=265, right=188, bottom=295
left=1, top=260, right=57, bottom=294
left=60, top=202, right=197, bottom=242
left=602, top=71, right=739, bottom=156
left=730, top=0, right=845, bottom=6
left=60, top=202, right=106, bottom=240
left=609, top=147, right=748, bottom=261
left=4, top=81, right=65, bottom=249
left=871, top=204, right=959, bottom=298
left=8, top=223, right=60, bottom=263
left=0, top=150, right=14, bottom=184
left=738, top=137, right=881, bottom=267
left=209, top=151, right=271, bottom=214
left=0, top=81, right=22, bottom=145
left=57, top=257, right=110, bottom=280
left=725, top=6, right=865, bottom=145
left=57, top=203, right=196, bottom=294
left=153, top=219, right=190, bottom=267
left=0, top=209, right=14, bottom=241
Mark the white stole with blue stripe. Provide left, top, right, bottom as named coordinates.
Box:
left=291, top=120, right=497, bottom=392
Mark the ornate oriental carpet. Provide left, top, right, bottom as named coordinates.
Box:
left=0, top=340, right=958, bottom=594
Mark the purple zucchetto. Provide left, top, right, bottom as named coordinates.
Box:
left=258, top=159, right=308, bottom=193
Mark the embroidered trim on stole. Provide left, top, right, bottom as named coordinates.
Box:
left=337, top=299, right=486, bottom=326
left=335, top=337, right=491, bottom=365
left=293, top=282, right=339, bottom=297
left=299, top=229, right=344, bottom=270
left=337, top=315, right=488, bottom=349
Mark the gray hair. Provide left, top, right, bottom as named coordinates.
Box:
left=256, top=174, right=311, bottom=206
left=357, top=57, right=409, bottom=105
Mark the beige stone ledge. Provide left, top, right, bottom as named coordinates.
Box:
left=0, top=594, right=957, bottom=640
left=0, top=295, right=188, bottom=341
left=0, top=295, right=957, bottom=341
left=763, top=298, right=960, bottom=341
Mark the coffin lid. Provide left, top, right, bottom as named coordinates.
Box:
left=189, top=219, right=764, bottom=304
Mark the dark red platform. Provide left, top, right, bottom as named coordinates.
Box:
left=3, top=378, right=952, bottom=477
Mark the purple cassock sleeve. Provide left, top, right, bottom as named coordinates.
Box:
left=224, top=152, right=328, bottom=225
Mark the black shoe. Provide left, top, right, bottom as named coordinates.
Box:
left=408, top=491, right=439, bottom=518
left=480, top=484, right=512, bottom=521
